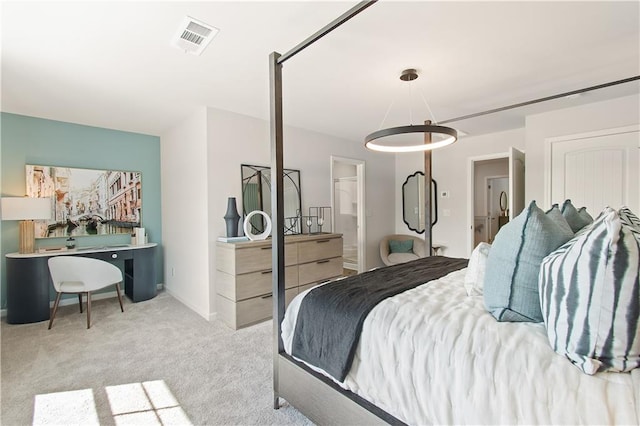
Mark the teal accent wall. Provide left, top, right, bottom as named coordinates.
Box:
left=0, top=113, right=163, bottom=308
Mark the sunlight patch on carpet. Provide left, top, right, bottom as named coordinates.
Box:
left=33, top=388, right=99, bottom=426
left=106, top=380, right=192, bottom=425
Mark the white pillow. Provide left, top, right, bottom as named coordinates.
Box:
left=464, top=242, right=491, bottom=296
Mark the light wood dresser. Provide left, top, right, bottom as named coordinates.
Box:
left=216, top=233, right=343, bottom=329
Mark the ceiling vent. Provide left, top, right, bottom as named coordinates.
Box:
left=172, top=16, right=219, bottom=56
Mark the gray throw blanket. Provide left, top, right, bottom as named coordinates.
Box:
left=291, top=256, right=468, bottom=381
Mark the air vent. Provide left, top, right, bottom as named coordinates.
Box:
left=172, top=16, right=219, bottom=56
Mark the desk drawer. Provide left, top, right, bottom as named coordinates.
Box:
left=78, top=250, right=133, bottom=262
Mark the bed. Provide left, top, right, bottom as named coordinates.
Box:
left=267, top=3, right=639, bottom=423
left=272, top=203, right=640, bottom=425
left=279, top=261, right=639, bottom=425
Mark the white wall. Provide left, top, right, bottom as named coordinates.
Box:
left=395, top=128, right=526, bottom=258
left=393, top=94, right=640, bottom=260
left=525, top=94, right=640, bottom=205
left=161, top=107, right=211, bottom=319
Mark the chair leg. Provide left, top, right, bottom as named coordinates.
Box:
left=115, top=283, right=124, bottom=312
left=78, top=293, right=83, bottom=313
left=48, top=292, right=62, bottom=330
left=86, top=292, right=91, bottom=329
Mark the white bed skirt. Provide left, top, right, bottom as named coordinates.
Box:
left=282, top=268, right=640, bottom=425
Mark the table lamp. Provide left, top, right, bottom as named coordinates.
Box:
left=0, top=197, right=52, bottom=254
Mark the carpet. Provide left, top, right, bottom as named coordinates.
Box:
left=1, top=292, right=312, bottom=425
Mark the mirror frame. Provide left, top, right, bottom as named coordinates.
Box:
left=241, top=164, right=302, bottom=235
left=402, top=171, right=438, bottom=234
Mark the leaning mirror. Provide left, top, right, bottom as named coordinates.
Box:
left=402, top=171, right=438, bottom=234
left=241, top=164, right=302, bottom=235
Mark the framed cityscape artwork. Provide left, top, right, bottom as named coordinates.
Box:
left=26, top=164, right=142, bottom=238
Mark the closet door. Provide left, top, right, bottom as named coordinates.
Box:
left=549, top=126, right=639, bottom=214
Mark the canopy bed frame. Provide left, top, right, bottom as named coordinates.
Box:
left=268, top=2, right=399, bottom=423
left=268, top=2, right=640, bottom=424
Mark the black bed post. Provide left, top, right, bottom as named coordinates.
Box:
left=269, top=50, right=285, bottom=410
left=268, top=0, right=378, bottom=413
left=424, top=120, right=433, bottom=256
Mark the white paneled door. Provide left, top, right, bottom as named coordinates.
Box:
left=548, top=126, right=640, bottom=214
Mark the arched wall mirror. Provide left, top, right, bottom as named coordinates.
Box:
left=241, top=164, right=302, bottom=235
left=402, top=171, right=438, bottom=234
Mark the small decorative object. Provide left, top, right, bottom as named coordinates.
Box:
left=224, top=197, right=241, bottom=237
left=134, top=227, right=146, bottom=245
left=65, top=237, right=75, bottom=249
left=284, top=213, right=301, bottom=235
left=308, top=207, right=331, bottom=234
left=243, top=211, right=272, bottom=241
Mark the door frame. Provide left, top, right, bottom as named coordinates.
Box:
left=467, top=152, right=509, bottom=255
left=544, top=124, right=640, bottom=207
left=330, top=156, right=366, bottom=273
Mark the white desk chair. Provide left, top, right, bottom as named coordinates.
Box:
left=47, top=256, right=124, bottom=329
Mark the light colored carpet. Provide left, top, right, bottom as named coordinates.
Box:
left=1, top=292, right=313, bottom=425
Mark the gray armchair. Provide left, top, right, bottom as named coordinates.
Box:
left=379, top=234, right=427, bottom=266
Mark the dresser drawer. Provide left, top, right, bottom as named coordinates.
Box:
left=219, top=243, right=297, bottom=275
left=216, top=265, right=298, bottom=302
left=216, top=288, right=297, bottom=329
left=297, top=237, right=342, bottom=263
left=298, top=257, right=343, bottom=286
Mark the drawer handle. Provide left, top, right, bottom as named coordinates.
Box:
left=260, top=247, right=272, bottom=250
left=261, top=294, right=273, bottom=299
left=316, top=239, right=330, bottom=243
left=261, top=271, right=272, bottom=275
left=111, top=253, right=118, bottom=259
left=317, top=259, right=330, bottom=264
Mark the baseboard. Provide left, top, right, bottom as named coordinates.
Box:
left=0, top=283, right=165, bottom=318
left=163, top=287, right=210, bottom=322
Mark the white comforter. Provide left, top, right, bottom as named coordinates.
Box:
left=282, top=268, right=640, bottom=425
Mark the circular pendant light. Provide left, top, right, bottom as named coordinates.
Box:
left=364, top=69, right=458, bottom=153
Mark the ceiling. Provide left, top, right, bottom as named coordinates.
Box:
left=2, top=1, right=639, bottom=142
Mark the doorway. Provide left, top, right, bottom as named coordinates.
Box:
left=467, top=147, right=525, bottom=254
left=486, top=176, right=509, bottom=243
left=331, top=156, right=366, bottom=273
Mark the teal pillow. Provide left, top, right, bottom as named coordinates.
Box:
left=483, top=200, right=574, bottom=322
left=389, top=239, right=413, bottom=254
left=546, top=204, right=574, bottom=235
left=561, top=199, right=593, bottom=232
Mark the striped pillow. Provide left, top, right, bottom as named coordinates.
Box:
left=539, top=207, right=640, bottom=374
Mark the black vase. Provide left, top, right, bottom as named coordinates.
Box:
left=224, top=197, right=241, bottom=237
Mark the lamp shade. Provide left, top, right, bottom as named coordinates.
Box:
left=0, top=197, right=52, bottom=220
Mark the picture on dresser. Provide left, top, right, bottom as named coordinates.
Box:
left=26, top=164, right=142, bottom=238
